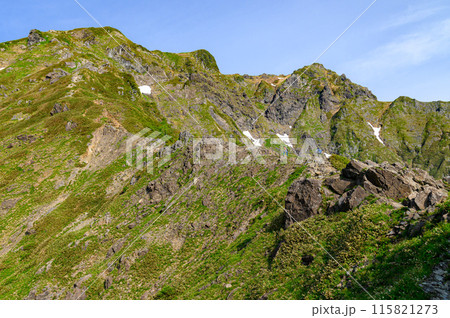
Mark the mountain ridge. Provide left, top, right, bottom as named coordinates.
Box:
left=0, top=27, right=448, bottom=300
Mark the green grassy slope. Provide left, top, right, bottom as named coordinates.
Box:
left=0, top=27, right=448, bottom=299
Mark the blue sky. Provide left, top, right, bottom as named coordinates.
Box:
left=1, top=0, right=449, bottom=101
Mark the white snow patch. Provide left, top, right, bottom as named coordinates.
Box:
left=324, top=152, right=332, bottom=158
left=0, top=67, right=5, bottom=71
left=270, top=83, right=275, bottom=87
left=367, top=122, right=384, bottom=145
left=243, top=131, right=262, bottom=147
left=276, top=133, right=294, bottom=148
left=138, top=85, right=151, bottom=95
left=289, top=125, right=292, bottom=129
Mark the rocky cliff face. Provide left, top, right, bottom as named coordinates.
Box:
left=0, top=27, right=448, bottom=300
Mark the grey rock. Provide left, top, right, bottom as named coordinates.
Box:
left=17, top=134, right=38, bottom=143
left=264, top=74, right=308, bottom=126
left=45, top=68, right=69, bottom=84
left=172, top=140, right=183, bottom=151
left=27, top=29, right=45, bottom=47
left=420, top=260, right=449, bottom=300
left=427, top=188, right=447, bottom=207
left=107, top=44, right=146, bottom=73
left=146, top=177, right=179, bottom=204
left=50, top=103, right=69, bottom=116
left=411, top=190, right=429, bottom=210
left=365, top=160, right=378, bottom=167
left=319, top=84, right=340, bottom=113
left=362, top=178, right=382, bottom=196
left=209, top=106, right=230, bottom=130
left=65, top=121, right=77, bottom=131
left=65, top=61, right=76, bottom=68
left=54, top=180, right=65, bottom=190
left=409, top=187, right=447, bottom=210
left=74, top=274, right=92, bottom=289
left=117, top=255, right=132, bottom=272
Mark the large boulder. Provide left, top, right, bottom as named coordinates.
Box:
left=285, top=178, right=323, bottom=227
left=365, top=167, right=413, bottom=200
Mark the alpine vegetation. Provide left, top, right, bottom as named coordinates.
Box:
left=0, top=28, right=448, bottom=300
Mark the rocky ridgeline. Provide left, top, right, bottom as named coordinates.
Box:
left=285, top=159, right=449, bottom=232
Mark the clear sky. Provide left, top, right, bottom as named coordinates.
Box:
left=1, top=0, right=449, bottom=102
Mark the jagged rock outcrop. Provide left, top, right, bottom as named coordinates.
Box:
left=146, top=178, right=179, bottom=204
left=285, top=159, right=448, bottom=227
left=264, top=74, right=308, bottom=126
left=45, top=68, right=69, bottom=84
left=319, top=84, right=340, bottom=113
left=27, top=29, right=45, bottom=47
left=107, top=44, right=146, bottom=73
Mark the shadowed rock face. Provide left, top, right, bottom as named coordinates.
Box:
left=364, top=168, right=412, bottom=200
left=263, top=73, right=309, bottom=126
left=331, top=186, right=367, bottom=212
left=285, top=177, right=322, bottom=227
left=341, top=160, right=369, bottom=180
left=319, top=84, right=340, bottom=113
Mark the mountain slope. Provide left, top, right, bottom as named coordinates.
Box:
left=0, top=27, right=448, bottom=300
